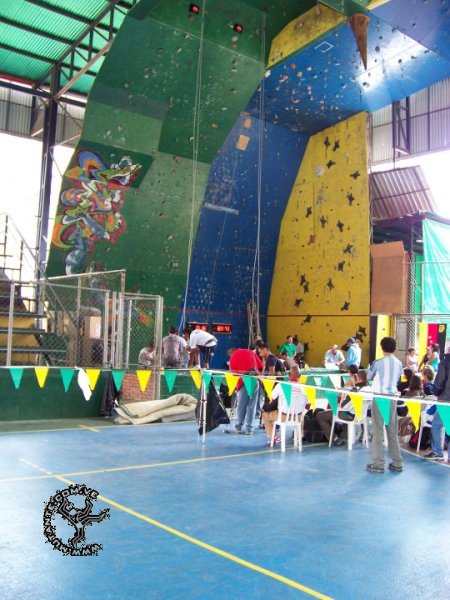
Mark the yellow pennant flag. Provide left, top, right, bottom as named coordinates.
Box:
left=304, top=385, right=316, bottom=409
left=300, top=375, right=308, bottom=383
left=405, top=400, right=421, bottom=430
left=136, top=370, right=151, bottom=392
left=34, top=366, right=49, bottom=388
left=190, top=369, right=202, bottom=389
left=85, top=369, right=101, bottom=391
left=224, top=373, right=240, bottom=396
left=260, top=378, right=276, bottom=398
left=349, top=393, right=363, bottom=420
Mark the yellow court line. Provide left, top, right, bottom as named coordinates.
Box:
left=54, top=473, right=333, bottom=600
left=78, top=424, right=100, bottom=432
left=0, top=444, right=326, bottom=484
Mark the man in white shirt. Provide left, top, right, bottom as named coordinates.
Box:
left=189, top=328, right=217, bottom=368
left=324, top=344, right=345, bottom=368
left=367, top=336, right=404, bottom=473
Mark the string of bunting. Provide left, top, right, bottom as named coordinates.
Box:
left=1, top=366, right=449, bottom=434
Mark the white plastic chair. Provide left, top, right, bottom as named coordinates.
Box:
left=329, top=394, right=372, bottom=451
left=270, top=384, right=307, bottom=452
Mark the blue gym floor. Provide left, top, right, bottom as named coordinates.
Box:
left=0, top=418, right=449, bottom=600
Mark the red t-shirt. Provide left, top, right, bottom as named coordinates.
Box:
left=229, top=349, right=263, bottom=390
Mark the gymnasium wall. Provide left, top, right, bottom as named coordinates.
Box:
left=267, top=112, right=371, bottom=366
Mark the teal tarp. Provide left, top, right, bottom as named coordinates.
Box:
left=423, top=219, right=450, bottom=319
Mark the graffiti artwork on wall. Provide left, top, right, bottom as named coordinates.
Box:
left=52, top=150, right=142, bottom=274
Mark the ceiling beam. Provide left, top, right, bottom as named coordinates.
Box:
left=0, top=42, right=56, bottom=64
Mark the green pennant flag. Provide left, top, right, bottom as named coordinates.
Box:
left=280, top=382, right=292, bottom=407
left=242, top=375, right=258, bottom=397
left=324, top=389, right=340, bottom=415
left=375, top=396, right=391, bottom=426
left=112, top=370, right=125, bottom=392
left=60, top=368, right=75, bottom=392
left=202, top=371, right=213, bottom=392
left=9, top=367, right=24, bottom=389
left=164, top=370, right=178, bottom=393
left=213, top=374, right=224, bottom=389
left=436, top=403, right=450, bottom=435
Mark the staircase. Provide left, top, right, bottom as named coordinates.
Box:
left=0, top=214, right=70, bottom=366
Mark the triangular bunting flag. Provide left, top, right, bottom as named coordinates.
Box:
left=190, top=369, right=202, bottom=389
left=328, top=374, right=342, bottom=389
left=314, top=377, right=323, bottom=386
left=60, top=368, right=75, bottom=392
left=300, top=375, right=308, bottom=383
left=324, top=389, right=340, bottom=415
left=136, top=369, right=151, bottom=391
left=224, top=373, right=240, bottom=396
left=213, top=374, right=224, bottom=389
left=9, top=367, right=24, bottom=389
left=436, top=403, right=450, bottom=435
left=164, top=370, right=178, bottom=393
left=112, top=370, right=125, bottom=392
left=280, top=382, right=292, bottom=407
left=304, top=386, right=316, bottom=409
left=349, top=393, right=363, bottom=421
left=85, top=369, right=101, bottom=391
left=242, top=375, right=258, bottom=398
left=406, top=400, right=422, bottom=431
left=375, top=397, right=391, bottom=426
left=34, top=367, right=49, bottom=388
left=202, top=371, right=213, bottom=392
left=260, top=378, right=276, bottom=399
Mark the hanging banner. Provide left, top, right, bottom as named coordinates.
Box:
left=328, top=374, right=342, bottom=389
left=164, top=370, right=178, bottom=393
left=202, top=371, right=213, bottom=392
left=9, top=367, right=24, bottom=389
left=60, top=368, right=75, bottom=392
left=304, top=386, right=316, bottom=409
left=85, top=369, right=101, bottom=391
left=224, top=373, right=240, bottom=396
left=242, top=375, right=258, bottom=397
left=436, top=403, right=450, bottom=435
left=375, top=396, right=391, bottom=426
left=300, top=375, right=308, bottom=383
left=136, top=369, right=151, bottom=392
left=280, top=382, right=292, bottom=407
left=112, top=370, right=125, bottom=392
left=348, top=393, right=363, bottom=421
left=190, top=369, right=202, bottom=389
left=34, top=367, right=49, bottom=388
left=324, top=389, right=340, bottom=415
left=405, top=400, right=421, bottom=431
left=260, top=378, right=276, bottom=399
left=213, top=374, right=224, bottom=389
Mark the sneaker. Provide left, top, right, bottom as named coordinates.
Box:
left=388, top=463, right=403, bottom=473
left=425, top=452, right=444, bottom=461
left=366, top=463, right=384, bottom=473
left=273, top=436, right=281, bottom=445
left=333, top=436, right=344, bottom=446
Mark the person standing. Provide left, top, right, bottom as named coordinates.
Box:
left=161, top=326, right=186, bottom=367
left=229, top=348, right=263, bottom=435
left=280, top=335, right=296, bottom=358
left=189, top=328, right=217, bottom=368
left=342, top=337, right=361, bottom=369
left=425, top=347, right=450, bottom=462
left=366, top=337, right=404, bottom=473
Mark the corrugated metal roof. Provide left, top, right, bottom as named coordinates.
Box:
left=0, top=0, right=134, bottom=97
left=370, top=166, right=438, bottom=220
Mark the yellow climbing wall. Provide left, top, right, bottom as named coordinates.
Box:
left=267, top=112, right=370, bottom=366
left=268, top=4, right=345, bottom=67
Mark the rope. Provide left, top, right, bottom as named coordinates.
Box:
left=250, top=12, right=266, bottom=342
left=180, top=0, right=207, bottom=333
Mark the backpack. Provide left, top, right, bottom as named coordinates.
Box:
left=409, top=428, right=431, bottom=450
left=302, top=409, right=326, bottom=443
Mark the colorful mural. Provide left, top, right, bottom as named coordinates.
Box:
left=51, top=150, right=141, bottom=274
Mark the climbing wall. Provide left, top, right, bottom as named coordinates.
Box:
left=267, top=112, right=371, bottom=366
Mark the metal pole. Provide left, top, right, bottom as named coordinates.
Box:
left=110, top=291, right=117, bottom=368
left=153, top=295, right=164, bottom=401
left=116, top=292, right=124, bottom=369
left=103, top=291, right=110, bottom=367
left=75, top=277, right=81, bottom=365
left=6, top=282, right=15, bottom=366
left=124, top=298, right=132, bottom=369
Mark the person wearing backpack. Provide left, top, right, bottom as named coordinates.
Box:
left=258, top=343, right=286, bottom=377
left=425, top=347, right=450, bottom=462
